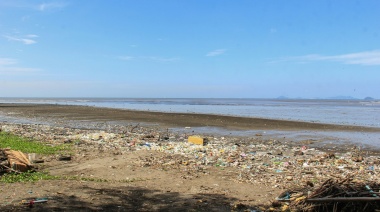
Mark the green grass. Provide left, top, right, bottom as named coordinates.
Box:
left=0, top=132, right=144, bottom=184
left=0, top=171, right=59, bottom=183
left=0, top=132, right=73, bottom=183
left=0, top=172, right=145, bottom=183
left=0, top=172, right=101, bottom=183
left=0, top=171, right=106, bottom=183
left=0, top=131, right=72, bottom=155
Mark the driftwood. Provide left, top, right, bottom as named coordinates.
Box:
left=1, top=148, right=34, bottom=175
left=307, top=197, right=380, bottom=202
left=1, top=164, right=23, bottom=174
left=129, top=123, right=140, bottom=133
left=282, top=177, right=380, bottom=211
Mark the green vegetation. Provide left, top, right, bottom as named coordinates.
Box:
left=0, top=171, right=59, bottom=183
left=0, top=172, right=144, bottom=183
left=0, top=132, right=74, bottom=183
left=0, top=172, right=106, bottom=183
left=0, top=132, right=145, bottom=184
left=0, top=131, right=72, bottom=154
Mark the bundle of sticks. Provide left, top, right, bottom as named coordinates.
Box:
left=0, top=149, right=32, bottom=175
left=0, top=149, right=10, bottom=175
left=292, top=176, right=380, bottom=212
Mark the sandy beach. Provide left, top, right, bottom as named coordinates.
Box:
left=1, top=104, right=380, bottom=211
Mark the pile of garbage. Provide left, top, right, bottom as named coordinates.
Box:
left=2, top=122, right=380, bottom=210
left=1, top=123, right=380, bottom=188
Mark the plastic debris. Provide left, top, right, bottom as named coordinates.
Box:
left=1, top=122, right=380, bottom=211
left=188, top=136, right=205, bottom=145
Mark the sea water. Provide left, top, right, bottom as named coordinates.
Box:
left=1, top=98, right=379, bottom=128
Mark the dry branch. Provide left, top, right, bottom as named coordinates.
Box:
left=307, top=197, right=380, bottom=202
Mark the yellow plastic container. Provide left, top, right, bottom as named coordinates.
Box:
left=188, top=136, right=204, bottom=145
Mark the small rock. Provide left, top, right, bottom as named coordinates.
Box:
left=306, top=181, right=314, bottom=187
left=64, top=139, right=72, bottom=144
left=32, top=159, right=45, bottom=163
left=352, top=155, right=363, bottom=162
left=58, top=156, right=72, bottom=161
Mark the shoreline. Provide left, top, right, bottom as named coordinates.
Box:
left=1, top=103, right=379, bottom=132
left=1, top=103, right=380, bottom=152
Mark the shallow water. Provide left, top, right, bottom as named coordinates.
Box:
left=1, top=98, right=380, bottom=127
left=171, top=126, right=380, bottom=150
left=1, top=98, right=379, bottom=149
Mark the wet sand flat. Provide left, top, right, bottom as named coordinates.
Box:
left=1, top=103, right=379, bottom=133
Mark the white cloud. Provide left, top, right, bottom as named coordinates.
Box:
left=273, top=50, right=380, bottom=66
left=206, top=49, right=226, bottom=57
left=0, top=57, right=41, bottom=74
left=0, top=58, right=17, bottom=66
left=328, top=50, right=380, bottom=65
left=26, top=34, right=39, bottom=38
left=3, top=35, right=37, bottom=45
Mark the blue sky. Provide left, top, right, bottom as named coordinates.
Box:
left=0, top=0, right=379, bottom=98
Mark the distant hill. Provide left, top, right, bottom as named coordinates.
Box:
left=364, top=97, right=374, bottom=100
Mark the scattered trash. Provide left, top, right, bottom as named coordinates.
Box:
left=22, top=197, right=48, bottom=208
left=1, top=122, right=380, bottom=211
left=276, top=192, right=290, bottom=201
left=58, top=156, right=72, bottom=161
